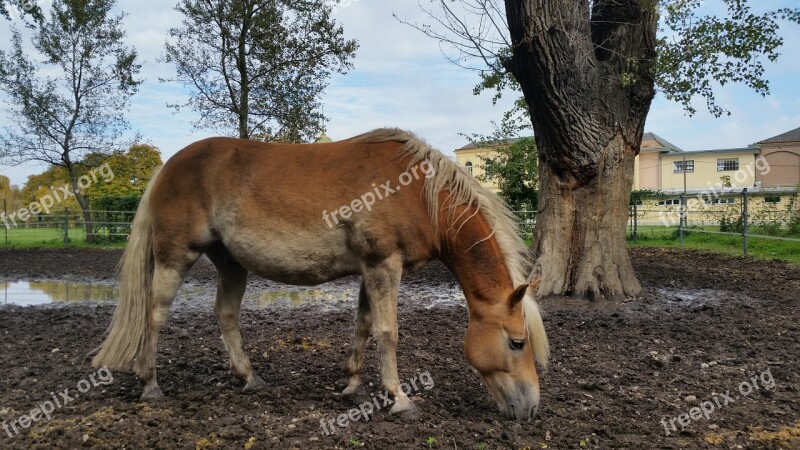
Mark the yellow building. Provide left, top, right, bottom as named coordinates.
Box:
left=758, top=126, right=800, bottom=188
left=453, top=139, right=525, bottom=193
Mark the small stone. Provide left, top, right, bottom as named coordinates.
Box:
left=708, top=424, right=719, bottom=430
left=82, top=434, right=89, bottom=443
left=685, top=395, right=697, bottom=403
left=287, top=424, right=296, bottom=429
left=701, top=363, right=709, bottom=369
left=51, top=348, right=60, bottom=353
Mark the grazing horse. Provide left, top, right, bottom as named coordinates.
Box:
left=91, top=129, right=549, bottom=420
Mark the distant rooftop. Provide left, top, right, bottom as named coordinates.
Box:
left=758, top=126, right=800, bottom=144
left=642, top=132, right=684, bottom=153
left=456, top=136, right=529, bottom=151
left=662, top=146, right=759, bottom=157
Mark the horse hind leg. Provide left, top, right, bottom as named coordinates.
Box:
left=206, top=244, right=265, bottom=392
left=136, top=260, right=194, bottom=400
left=342, top=281, right=373, bottom=404
left=361, top=254, right=418, bottom=420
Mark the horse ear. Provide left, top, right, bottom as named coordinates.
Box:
left=509, top=284, right=528, bottom=307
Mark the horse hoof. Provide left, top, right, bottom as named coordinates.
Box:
left=243, top=375, right=266, bottom=392
left=140, top=385, right=163, bottom=401
left=391, top=402, right=419, bottom=422
left=342, top=384, right=370, bottom=406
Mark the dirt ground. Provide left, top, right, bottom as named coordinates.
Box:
left=0, top=247, right=798, bottom=449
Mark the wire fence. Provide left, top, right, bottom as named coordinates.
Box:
left=1, top=209, right=136, bottom=246
left=2, top=194, right=798, bottom=259
left=628, top=188, right=800, bottom=256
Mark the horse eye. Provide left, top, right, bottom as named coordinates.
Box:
left=509, top=339, right=525, bottom=351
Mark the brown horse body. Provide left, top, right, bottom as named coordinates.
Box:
left=92, top=129, right=549, bottom=420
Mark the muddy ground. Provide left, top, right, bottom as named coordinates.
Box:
left=0, top=247, right=798, bottom=449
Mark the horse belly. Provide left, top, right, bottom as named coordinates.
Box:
left=221, top=229, right=359, bottom=285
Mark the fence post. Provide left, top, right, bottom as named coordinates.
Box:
left=633, top=203, right=638, bottom=242
left=64, top=208, right=70, bottom=244
left=679, top=193, right=686, bottom=246
left=742, top=188, right=749, bottom=257
left=3, top=199, right=7, bottom=246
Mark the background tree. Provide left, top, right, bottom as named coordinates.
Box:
left=477, top=137, right=538, bottom=212
left=20, top=144, right=162, bottom=211
left=163, top=0, right=358, bottom=141
left=0, top=0, right=42, bottom=23
left=0, top=174, right=25, bottom=214
left=0, top=0, right=141, bottom=243
left=405, top=1, right=799, bottom=300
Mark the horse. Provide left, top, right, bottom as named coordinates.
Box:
left=91, top=128, right=549, bottom=421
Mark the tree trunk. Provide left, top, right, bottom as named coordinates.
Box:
left=69, top=174, right=95, bottom=244
left=503, top=0, right=658, bottom=300
left=531, top=134, right=641, bottom=300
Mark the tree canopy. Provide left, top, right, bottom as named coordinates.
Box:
left=163, top=0, right=358, bottom=141
left=477, top=137, right=538, bottom=211
left=0, top=0, right=141, bottom=240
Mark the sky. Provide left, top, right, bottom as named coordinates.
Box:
left=1, top=0, right=799, bottom=187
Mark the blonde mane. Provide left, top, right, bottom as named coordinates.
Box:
left=354, top=128, right=550, bottom=368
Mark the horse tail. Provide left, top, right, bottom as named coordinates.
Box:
left=91, top=167, right=161, bottom=371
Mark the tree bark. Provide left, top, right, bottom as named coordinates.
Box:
left=68, top=170, right=95, bottom=244
left=503, top=0, right=658, bottom=299
left=531, top=135, right=641, bottom=300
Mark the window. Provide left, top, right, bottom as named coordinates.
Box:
left=464, top=161, right=473, bottom=174
left=484, top=159, right=493, bottom=176
left=673, top=160, right=694, bottom=173
left=764, top=196, right=781, bottom=204
left=657, top=199, right=683, bottom=206
left=717, top=158, right=739, bottom=172
left=704, top=198, right=735, bottom=205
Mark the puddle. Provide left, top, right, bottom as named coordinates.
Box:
left=653, top=288, right=725, bottom=307
left=0, top=280, right=117, bottom=306
left=255, top=288, right=357, bottom=309
left=0, top=279, right=471, bottom=311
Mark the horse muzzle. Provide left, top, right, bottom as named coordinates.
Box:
left=485, top=376, right=540, bottom=421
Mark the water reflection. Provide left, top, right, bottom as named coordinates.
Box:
left=257, top=288, right=356, bottom=308
left=0, top=281, right=118, bottom=306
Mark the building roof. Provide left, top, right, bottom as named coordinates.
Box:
left=456, top=136, right=529, bottom=151
left=641, top=132, right=684, bottom=153
left=758, top=126, right=800, bottom=144
left=661, top=146, right=759, bottom=157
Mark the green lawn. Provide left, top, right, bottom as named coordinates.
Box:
left=628, top=227, right=800, bottom=265
left=0, top=227, right=126, bottom=248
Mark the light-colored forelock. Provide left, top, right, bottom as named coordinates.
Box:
left=354, top=128, right=550, bottom=368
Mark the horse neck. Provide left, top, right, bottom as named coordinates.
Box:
left=437, top=205, right=515, bottom=306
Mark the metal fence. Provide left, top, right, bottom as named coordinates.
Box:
left=628, top=188, right=800, bottom=256
left=1, top=209, right=136, bottom=246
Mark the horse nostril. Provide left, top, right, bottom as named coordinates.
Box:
left=528, top=404, right=537, bottom=421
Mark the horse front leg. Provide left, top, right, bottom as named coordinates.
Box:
left=361, top=254, right=418, bottom=420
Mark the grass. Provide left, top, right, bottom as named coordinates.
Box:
left=0, top=227, right=127, bottom=249
left=628, top=226, right=800, bottom=265
left=522, top=225, right=800, bottom=265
